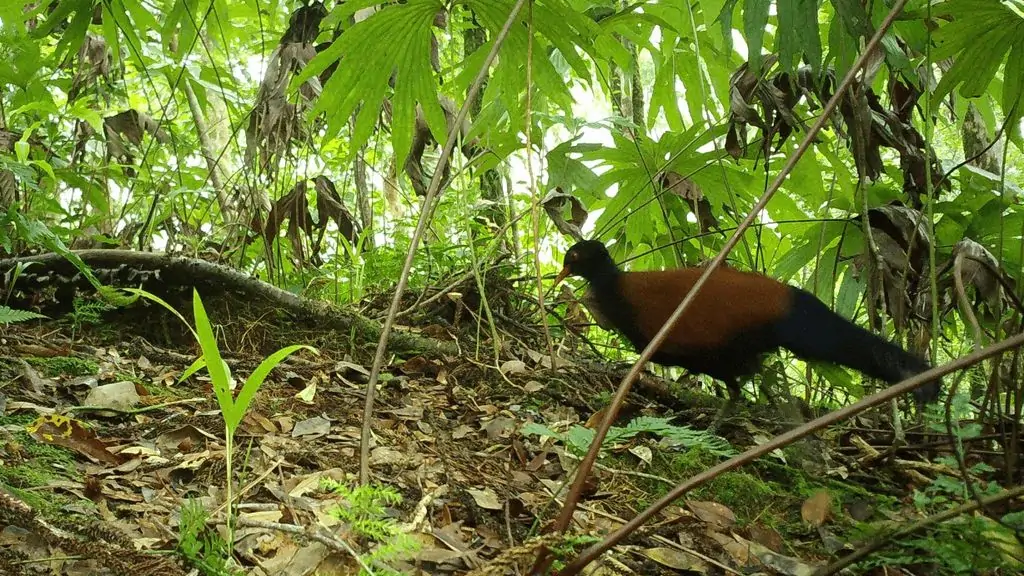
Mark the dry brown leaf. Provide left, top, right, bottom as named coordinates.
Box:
left=499, top=359, right=526, bottom=375
left=467, top=488, right=502, bottom=510
left=639, top=546, right=709, bottom=572
left=686, top=500, right=736, bottom=530
left=800, top=489, right=832, bottom=527
left=732, top=533, right=818, bottom=576
left=542, top=188, right=588, bottom=241
left=747, top=522, right=784, bottom=552
left=27, top=414, right=122, bottom=465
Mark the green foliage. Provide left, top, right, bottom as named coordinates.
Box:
left=64, top=296, right=116, bottom=338
left=522, top=415, right=734, bottom=458
left=931, top=0, right=1024, bottom=145
left=321, top=480, right=420, bottom=575
left=0, top=305, right=47, bottom=325
left=850, top=514, right=1016, bottom=575
left=177, top=499, right=242, bottom=576
left=26, top=355, right=98, bottom=378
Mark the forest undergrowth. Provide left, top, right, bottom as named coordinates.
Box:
left=0, top=261, right=1016, bottom=576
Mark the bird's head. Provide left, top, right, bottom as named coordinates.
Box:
left=553, top=240, right=617, bottom=286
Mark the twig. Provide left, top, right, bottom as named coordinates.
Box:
left=359, top=0, right=531, bottom=484
left=233, top=516, right=377, bottom=574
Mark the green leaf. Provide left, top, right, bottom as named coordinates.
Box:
left=776, top=0, right=822, bottom=72
left=232, top=344, right=318, bottom=431
left=835, top=263, right=864, bottom=319
left=743, top=0, right=771, bottom=71
left=0, top=306, right=47, bottom=324
left=931, top=0, right=1024, bottom=106
left=191, top=290, right=235, bottom=431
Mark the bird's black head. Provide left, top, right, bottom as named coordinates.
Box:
left=553, top=240, right=619, bottom=286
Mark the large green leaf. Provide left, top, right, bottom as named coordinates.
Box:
left=776, top=0, right=823, bottom=73
left=743, top=0, right=771, bottom=71
left=297, top=0, right=443, bottom=172
left=932, top=0, right=1024, bottom=135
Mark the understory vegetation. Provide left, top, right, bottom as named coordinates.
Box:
left=0, top=0, right=1022, bottom=574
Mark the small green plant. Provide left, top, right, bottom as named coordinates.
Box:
left=321, top=480, right=420, bottom=575
left=65, top=296, right=115, bottom=339
left=177, top=499, right=242, bottom=576
left=124, top=287, right=317, bottom=549
left=522, top=415, right=734, bottom=458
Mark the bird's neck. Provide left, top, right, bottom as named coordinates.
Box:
left=581, top=265, right=644, bottom=343
left=581, top=260, right=621, bottom=292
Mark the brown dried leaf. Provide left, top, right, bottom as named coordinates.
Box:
left=467, top=488, right=502, bottom=510
left=312, top=175, right=359, bottom=244
left=748, top=522, right=785, bottom=552
left=27, top=414, right=122, bottom=465
left=800, top=489, right=832, bottom=527
left=685, top=500, right=736, bottom=530
left=640, top=547, right=708, bottom=572
left=953, top=239, right=1003, bottom=309
left=542, top=188, right=588, bottom=241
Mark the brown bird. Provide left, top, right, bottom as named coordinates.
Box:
left=553, top=240, right=941, bottom=430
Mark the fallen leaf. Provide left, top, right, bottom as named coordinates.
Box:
left=801, top=490, right=832, bottom=528
left=686, top=500, right=736, bottom=530
left=467, top=488, right=502, bottom=510
left=291, top=416, right=331, bottom=439
left=640, top=547, right=708, bottom=572
left=629, top=445, right=652, bottom=466
left=499, top=360, right=526, bottom=375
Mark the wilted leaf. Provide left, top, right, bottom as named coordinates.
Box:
left=467, top=488, right=502, bottom=510
left=686, top=500, right=736, bottom=530
left=543, top=188, right=588, bottom=241
left=640, top=547, right=708, bottom=572
left=801, top=489, right=832, bottom=527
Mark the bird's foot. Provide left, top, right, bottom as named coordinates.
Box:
left=706, top=398, right=736, bottom=436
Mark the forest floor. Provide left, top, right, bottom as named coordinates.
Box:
left=0, top=276, right=1009, bottom=576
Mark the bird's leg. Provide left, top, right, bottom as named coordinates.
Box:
left=706, top=380, right=741, bottom=434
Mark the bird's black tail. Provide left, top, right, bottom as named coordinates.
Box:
left=776, top=287, right=941, bottom=408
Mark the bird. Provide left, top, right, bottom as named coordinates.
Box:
left=552, top=239, right=942, bottom=430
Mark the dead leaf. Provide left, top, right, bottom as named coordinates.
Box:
left=499, top=360, right=526, bottom=375
left=27, top=414, right=122, bottom=465
left=748, top=523, right=784, bottom=552
left=686, top=500, right=736, bottom=530
left=542, top=188, right=588, bottom=241
left=801, top=490, right=832, bottom=527
left=628, top=445, right=652, bottom=466
left=467, top=488, right=502, bottom=510
left=291, top=416, right=331, bottom=439
left=640, top=547, right=708, bottom=572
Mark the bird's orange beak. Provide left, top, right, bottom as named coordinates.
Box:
left=553, top=266, right=571, bottom=287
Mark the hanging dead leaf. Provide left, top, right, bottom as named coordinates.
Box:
left=542, top=188, right=588, bottom=241
left=312, top=175, right=360, bottom=245
left=951, top=238, right=1004, bottom=310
